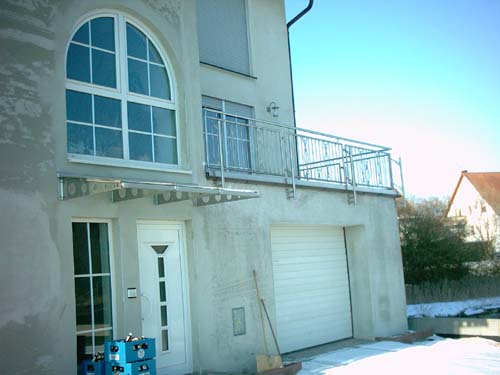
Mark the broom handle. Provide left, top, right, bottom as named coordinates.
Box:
left=261, top=298, right=281, bottom=355
left=253, top=270, right=269, bottom=354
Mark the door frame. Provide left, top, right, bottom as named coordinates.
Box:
left=136, top=220, right=192, bottom=374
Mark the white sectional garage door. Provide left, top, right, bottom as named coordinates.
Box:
left=271, top=226, right=353, bottom=353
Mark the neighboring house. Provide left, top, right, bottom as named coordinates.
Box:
left=0, top=1, right=407, bottom=374
left=446, top=171, right=500, bottom=253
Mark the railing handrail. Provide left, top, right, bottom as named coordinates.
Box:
left=203, top=109, right=392, bottom=152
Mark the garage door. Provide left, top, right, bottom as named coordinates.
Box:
left=271, top=225, right=352, bottom=353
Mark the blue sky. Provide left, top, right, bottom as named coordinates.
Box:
left=285, top=0, right=500, bottom=198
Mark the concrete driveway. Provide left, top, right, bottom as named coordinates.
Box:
left=283, top=336, right=500, bottom=375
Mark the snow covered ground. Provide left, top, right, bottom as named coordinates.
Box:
left=407, top=296, right=500, bottom=318
left=297, top=336, right=500, bottom=375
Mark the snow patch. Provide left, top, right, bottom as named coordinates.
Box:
left=407, top=297, right=500, bottom=318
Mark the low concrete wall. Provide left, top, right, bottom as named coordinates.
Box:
left=408, top=317, right=500, bottom=338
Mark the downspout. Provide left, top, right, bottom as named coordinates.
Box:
left=287, top=0, right=314, bottom=127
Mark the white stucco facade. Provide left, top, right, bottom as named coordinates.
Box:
left=0, top=1, right=407, bottom=374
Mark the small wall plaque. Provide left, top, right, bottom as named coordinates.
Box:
left=232, top=307, right=246, bottom=336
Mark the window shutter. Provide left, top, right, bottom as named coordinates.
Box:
left=202, top=95, right=223, bottom=110
left=196, top=0, right=250, bottom=75
left=225, top=101, right=253, bottom=118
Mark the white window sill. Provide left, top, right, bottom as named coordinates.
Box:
left=67, top=154, right=192, bottom=175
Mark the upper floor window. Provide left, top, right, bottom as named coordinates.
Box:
left=196, top=0, right=250, bottom=75
left=202, top=96, right=253, bottom=170
left=66, top=14, right=178, bottom=167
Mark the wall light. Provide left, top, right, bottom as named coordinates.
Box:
left=267, top=101, right=280, bottom=117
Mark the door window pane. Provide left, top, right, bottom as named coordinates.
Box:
left=92, top=49, right=116, bottom=88
left=161, top=305, right=168, bottom=327
left=74, top=277, right=92, bottom=329
left=95, top=127, right=123, bottom=159
left=129, top=132, right=153, bottom=161
left=93, top=275, right=113, bottom=327
left=159, top=281, right=166, bottom=302
left=162, top=330, right=169, bottom=351
left=90, top=223, right=110, bottom=273
left=91, top=17, right=115, bottom=51
left=67, top=44, right=90, bottom=83
left=72, top=223, right=90, bottom=275
left=158, top=258, right=165, bottom=278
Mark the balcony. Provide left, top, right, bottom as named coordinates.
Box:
left=202, top=109, right=404, bottom=202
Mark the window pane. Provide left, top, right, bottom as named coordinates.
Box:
left=90, top=223, right=110, bottom=274
left=129, top=133, right=152, bottom=162
left=93, top=276, right=113, bottom=328
left=72, top=223, right=89, bottom=275
left=92, top=49, right=116, bottom=88
left=162, top=330, right=169, bottom=351
left=75, top=277, right=92, bottom=329
left=73, top=22, right=89, bottom=44
left=94, top=96, right=121, bottom=127
left=91, top=17, right=115, bottom=51
left=161, top=305, right=168, bottom=327
left=158, top=258, right=165, bottom=278
left=76, top=333, right=93, bottom=365
left=159, top=281, right=166, bottom=302
left=152, top=107, right=175, bottom=136
left=148, top=40, right=162, bottom=64
left=67, top=43, right=90, bottom=82
left=95, top=128, right=123, bottom=159
left=127, top=102, right=151, bottom=132
left=67, top=123, right=93, bottom=155
left=95, top=330, right=113, bottom=354
left=66, top=90, right=92, bottom=123
left=154, top=136, right=177, bottom=165
left=126, top=23, right=147, bottom=60
left=150, top=64, right=170, bottom=100
left=128, top=59, right=149, bottom=95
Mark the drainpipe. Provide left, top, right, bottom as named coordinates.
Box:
left=287, top=0, right=314, bottom=127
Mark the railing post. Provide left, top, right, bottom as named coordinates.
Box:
left=398, top=156, right=406, bottom=207
left=218, top=117, right=225, bottom=188
left=388, top=152, right=394, bottom=190
left=203, top=110, right=210, bottom=168
left=348, top=146, right=357, bottom=204
left=288, top=133, right=297, bottom=199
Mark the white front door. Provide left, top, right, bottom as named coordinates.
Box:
left=137, top=222, right=191, bottom=375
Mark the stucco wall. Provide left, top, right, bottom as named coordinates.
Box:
left=0, top=0, right=407, bottom=374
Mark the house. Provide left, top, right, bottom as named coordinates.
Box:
left=446, top=171, right=500, bottom=254
left=0, top=1, right=408, bottom=374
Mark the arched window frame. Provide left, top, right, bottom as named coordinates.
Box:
left=65, top=11, right=180, bottom=170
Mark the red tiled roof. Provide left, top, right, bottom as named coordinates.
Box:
left=464, top=172, right=500, bottom=213
left=446, top=171, right=500, bottom=215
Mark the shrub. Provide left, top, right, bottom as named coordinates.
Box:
left=399, top=198, right=479, bottom=285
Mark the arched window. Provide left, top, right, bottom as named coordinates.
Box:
left=66, top=13, right=178, bottom=167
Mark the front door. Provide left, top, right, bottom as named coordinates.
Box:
left=137, top=222, right=191, bottom=375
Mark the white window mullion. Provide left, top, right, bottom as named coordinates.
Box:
left=91, top=95, right=96, bottom=156
left=150, top=106, right=156, bottom=162
left=118, top=15, right=130, bottom=160
left=86, top=223, right=96, bottom=356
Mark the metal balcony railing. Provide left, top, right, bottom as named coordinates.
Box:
left=203, top=109, right=404, bottom=200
